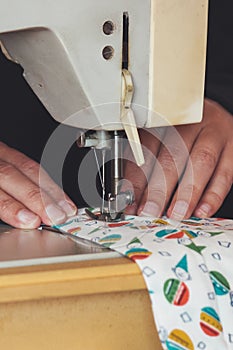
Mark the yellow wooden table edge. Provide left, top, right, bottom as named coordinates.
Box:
left=0, top=257, right=147, bottom=303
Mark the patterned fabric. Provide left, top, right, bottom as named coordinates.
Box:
left=54, top=209, right=233, bottom=350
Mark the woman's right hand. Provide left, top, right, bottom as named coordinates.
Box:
left=0, top=142, right=77, bottom=228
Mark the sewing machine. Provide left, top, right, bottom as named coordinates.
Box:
left=0, top=0, right=208, bottom=220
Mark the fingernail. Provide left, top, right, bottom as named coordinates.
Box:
left=139, top=201, right=160, bottom=217
left=17, top=209, right=39, bottom=225
left=46, top=204, right=66, bottom=224
left=59, top=200, right=77, bottom=217
left=195, top=203, right=211, bottom=218
left=171, top=200, right=189, bottom=220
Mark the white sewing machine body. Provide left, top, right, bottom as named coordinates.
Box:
left=0, top=0, right=208, bottom=131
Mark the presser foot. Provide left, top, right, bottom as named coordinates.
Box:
left=85, top=208, right=124, bottom=222
left=85, top=190, right=134, bottom=222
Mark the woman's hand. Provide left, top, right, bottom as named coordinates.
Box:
left=124, top=99, right=233, bottom=220
left=0, top=142, right=77, bottom=228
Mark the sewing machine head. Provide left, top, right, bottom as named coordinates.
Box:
left=0, top=0, right=208, bottom=220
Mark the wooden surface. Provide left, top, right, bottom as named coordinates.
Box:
left=0, top=257, right=163, bottom=350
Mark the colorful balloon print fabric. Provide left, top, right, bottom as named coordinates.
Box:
left=54, top=210, right=233, bottom=350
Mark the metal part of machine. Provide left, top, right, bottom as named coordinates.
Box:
left=78, top=129, right=134, bottom=221
left=0, top=224, right=120, bottom=268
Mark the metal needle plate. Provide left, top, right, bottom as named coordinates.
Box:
left=0, top=224, right=120, bottom=268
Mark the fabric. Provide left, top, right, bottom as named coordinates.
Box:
left=55, top=210, right=233, bottom=350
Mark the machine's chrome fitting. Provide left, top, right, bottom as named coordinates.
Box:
left=85, top=190, right=134, bottom=222
left=78, top=129, right=135, bottom=222
left=77, top=130, right=111, bottom=149
left=108, top=190, right=134, bottom=215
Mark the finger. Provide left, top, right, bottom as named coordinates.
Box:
left=0, top=142, right=77, bottom=217
left=0, top=188, right=41, bottom=228
left=194, top=146, right=233, bottom=217
left=138, top=124, right=200, bottom=217
left=167, top=128, right=224, bottom=220
left=0, top=160, right=67, bottom=225
left=138, top=160, right=167, bottom=217
left=123, top=129, right=162, bottom=214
